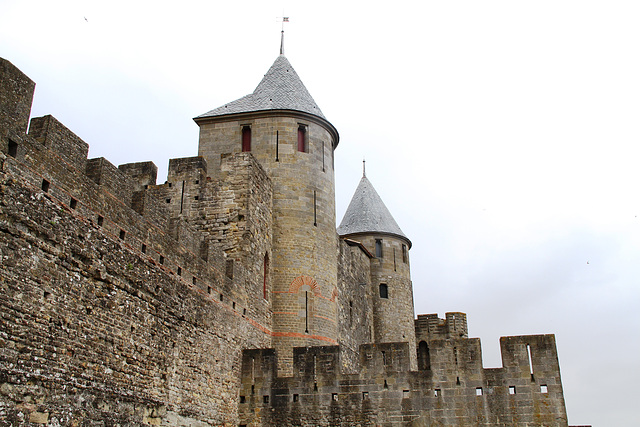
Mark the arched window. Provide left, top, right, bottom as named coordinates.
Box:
left=375, top=239, right=383, bottom=258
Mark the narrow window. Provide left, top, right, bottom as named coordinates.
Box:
left=263, top=254, right=269, bottom=299
left=219, top=294, right=224, bottom=302
left=540, top=384, right=548, bottom=393
left=141, top=244, right=147, bottom=254
left=97, top=215, right=104, bottom=227
left=349, top=300, right=353, bottom=326
left=375, top=239, right=383, bottom=258
left=8, top=140, right=18, bottom=158
left=393, top=248, right=396, bottom=271
left=226, top=259, right=234, bottom=279
left=527, top=344, right=535, bottom=380
left=69, top=198, right=77, bottom=209
left=509, top=386, right=516, bottom=395
left=263, top=395, right=269, bottom=404
left=476, top=387, right=483, bottom=396
left=159, top=255, right=164, bottom=265
left=402, top=244, right=407, bottom=263
left=239, top=396, right=246, bottom=404
left=119, top=229, right=126, bottom=240
left=381, top=351, right=387, bottom=365
left=362, top=392, right=368, bottom=400
left=232, top=301, right=236, bottom=310
left=242, top=126, right=251, bottom=152
left=313, top=190, right=317, bottom=226
left=418, top=341, right=430, bottom=370
left=207, top=286, right=212, bottom=294
left=297, top=125, right=307, bottom=152
left=331, top=393, right=338, bottom=401
left=304, top=291, right=309, bottom=333
left=293, top=394, right=299, bottom=402
left=192, top=276, right=197, bottom=285
left=379, top=283, right=388, bottom=299
left=41, top=179, right=50, bottom=192
left=165, top=198, right=171, bottom=203
left=434, top=389, right=441, bottom=397
left=322, top=141, right=325, bottom=172
left=177, top=266, right=182, bottom=276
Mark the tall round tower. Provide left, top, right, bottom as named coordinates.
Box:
left=194, top=53, right=339, bottom=375
left=338, top=171, right=417, bottom=369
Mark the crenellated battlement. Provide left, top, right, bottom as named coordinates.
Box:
left=0, top=56, right=572, bottom=426
left=239, top=334, right=567, bottom=426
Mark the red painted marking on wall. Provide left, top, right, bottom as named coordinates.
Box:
left=289, top=275, right=321, bottom=297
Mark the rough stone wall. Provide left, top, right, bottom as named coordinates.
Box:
left=336, top=238, right=375, bottom=373
left=238, top=332, right=568, bottom=426
left=0, top=59, right=275, bottom=425
left=197, top=114, right=338, bottom=376
left=347, top=233, right=417, bottom=370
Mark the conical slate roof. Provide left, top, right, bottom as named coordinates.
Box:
left=338, top=176, right=411, bottom=247
left=196, top=55, right=325, bottom=119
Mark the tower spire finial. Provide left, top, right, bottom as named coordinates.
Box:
left=363, top=158, right=366, bottom=177
left=280, top=16, right=289, bottom=55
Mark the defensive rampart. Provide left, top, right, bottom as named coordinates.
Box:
left=1, top=57, right=273, bottom=425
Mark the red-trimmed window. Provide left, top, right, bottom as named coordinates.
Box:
left=297, top=125, right=307, bottom=153
left=242, top=126, right=251, bottom=152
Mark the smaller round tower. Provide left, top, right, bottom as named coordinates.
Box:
left=338, top=168, right=417, bottom=369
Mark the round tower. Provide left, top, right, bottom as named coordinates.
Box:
left=194, top=53, right=339, bottom=375
left=338, top=171, right=417, bottom=369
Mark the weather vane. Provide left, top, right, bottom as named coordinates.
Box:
left=277, top=15, right=289, bottom=55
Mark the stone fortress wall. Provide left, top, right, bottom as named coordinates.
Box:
left=238, top=313, right=567, bottom=426
left=0, top=57, right=274, bottom=425
left=1, top=56, right=572, bottom=426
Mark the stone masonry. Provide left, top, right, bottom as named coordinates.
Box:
left=0, top=53, right=577, bottom=426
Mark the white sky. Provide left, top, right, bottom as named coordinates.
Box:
left=2, top=1, right=639, bottom=425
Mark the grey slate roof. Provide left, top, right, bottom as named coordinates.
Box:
left=197, top=55, right=325, bottom=119
left=337, top=176, right=410, bottom=246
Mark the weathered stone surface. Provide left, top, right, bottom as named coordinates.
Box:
left=0, top=55, right=575, bottom=426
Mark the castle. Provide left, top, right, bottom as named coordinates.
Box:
left=1, top=49, right=574, bottom=426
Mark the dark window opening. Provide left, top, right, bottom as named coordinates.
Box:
left=232, top=301, right=236, bottom=310
left=141, top=244, right=147, bottom=254
left=313, top=190, right=317, bottom=226
left=362, top=392, right=368, bottom=400
left=242, top=126, right=251, bottom=152
left=382, top=351, right=387, bottom=365
left=379, top=283, right=388, bottom=299
left=293, top=394, right=299, bottom=402
left=332, top=393, right=338, bottom=401
left=418, top=341, right=431, bottom=370
left=402, top=244, right=407, bottom=263
left=375, top=239, right=382, bottom=258
left=41, top=179, right=50, bottom=192
left=177, top=267, right=182, bottom=276
left=119, top=229, right=126, bottom=240
left=434, top=389, right=441, bottom=397
left=70, top=198, right=77, bottom=209
left=168, top=182, right=172, bottom=188
left=263, top=395, right=269, bottom=404
left=207, top=286, right=212, bottom=294
left=166, top=198, right=171, bottom=203
left=97, top=215, right=104, bottom=227
left=192, top=277, right=197, bottom=285
left=263, top=254, right=269, bottom=299
left=194, top=196, right=199, bottom=201
left=195, top=179, right=199, bottom=184
left=220, top=294, right=224, bottom=302
left=8, top=140, right=18, bottom=158
left=239, top=396, right=246, bottom=404
left=226, top=259, right=234, bottom=279
left=159, top=255, right=164, bottom=265
left=297, top=125, right=308, bottom=153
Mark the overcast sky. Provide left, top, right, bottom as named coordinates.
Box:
left=2, top=1, right=639, bottom=425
